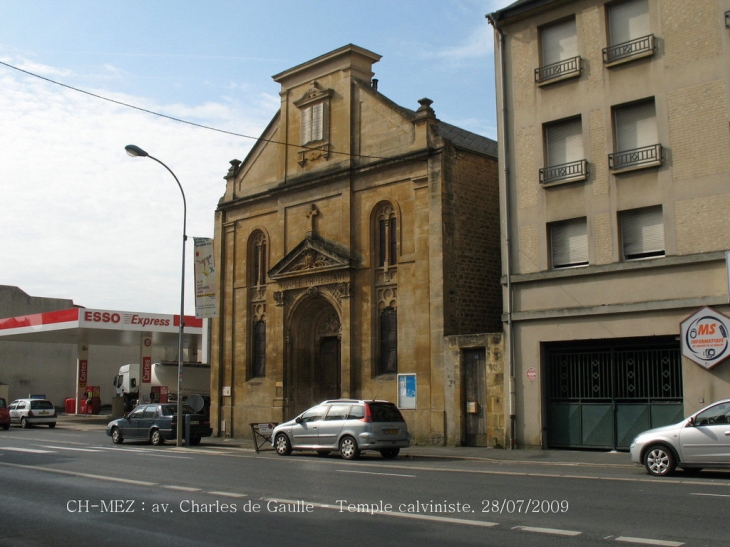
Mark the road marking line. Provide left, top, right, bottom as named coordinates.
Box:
left=0, top=447, right=55, bottom=454
left=513, top=526, right=581, bottom=537
left=39, top=445, right=104, bottom=452
left=164, top=485, right=203, bottom=492
left=0, top=461, right=158, bottom=486
left=336, top=470, right=416, bottom=478
left=208, top=491, right=248, bottom=498
left=262, top=497, right=499, bottom=527
left=615, top=537, right=684, bottom=546
left=690, top=492, right=730, bottom=498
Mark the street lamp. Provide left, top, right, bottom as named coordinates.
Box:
left=125, top=144, right=187, bottom=447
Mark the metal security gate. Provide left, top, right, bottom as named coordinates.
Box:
left=546, top=338, right=683, bottom=450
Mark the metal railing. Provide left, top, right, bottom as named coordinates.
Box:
left=603, top=34, right=655, bottom=64
left=608, top=144, right=662, bottom=171
left=535, top=56, right=582, bottom=84
left=539, top=159, right=587, bottom=185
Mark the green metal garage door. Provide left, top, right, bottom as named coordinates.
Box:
left=546, top=338, right=683, bottom=450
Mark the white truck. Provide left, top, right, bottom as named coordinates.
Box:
left=113, top=362, right=211, bottom=412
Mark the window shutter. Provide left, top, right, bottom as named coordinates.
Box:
left=541, top=18, right=577, bottom=66
left=551, top=218, right=588, bottom=268
left=547, top=117, right=583, bottom=166
left=615, top=101, right=656, bottom=151
left=301, top=106, right=312, bottom=143
left=312, top=102, right=324, bottom=141
left=621, top=206, right=664, bottom=259
left=609, top=0, right=649, bottom=45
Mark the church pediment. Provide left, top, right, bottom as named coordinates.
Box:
left=268, top=234, right=354, bottom=281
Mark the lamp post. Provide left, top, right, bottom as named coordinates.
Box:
left=125, top=144, right=187, bottom=447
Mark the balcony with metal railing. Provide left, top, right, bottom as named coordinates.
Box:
left=608, top=144, right=662, bottom=173
left=539, top=159, right=588, bottom=186
left=535, top=56, right=582, bottom=86
left=603, top=34, right=655, bottom=66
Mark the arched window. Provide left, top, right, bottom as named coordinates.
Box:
left=378, top=307, right=397, bottom=375
left=376, top=205, right=397, bottom=268
left=252, top=320, right=266, bottom=378
left=250, top=231, right=267, bottom=286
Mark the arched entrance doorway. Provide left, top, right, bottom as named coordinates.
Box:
left=286, top=294, right=341, bottom=419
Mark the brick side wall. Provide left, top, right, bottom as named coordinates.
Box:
left=442, top=146, right=502, bottom=335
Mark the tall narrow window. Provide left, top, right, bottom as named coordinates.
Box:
left=610, top=99, right=661, bottom=172
left=252, top=320, right=266, bottom=378
left=377, top=206, right=397, bottom=268
left=536, top=18, right=581, bottom=84
left=604, top=0, right=654, bottom=64
left=301, top=102, right=325, bottom=144
left=550, top=218, right=589, bottom=269
left=620, top=206, right=664, bottom=261
left=541, top=116, right=586, bottom=185
left=250, top=231, right=267, bottom=286
left=379, top=307, right=398, bottom=375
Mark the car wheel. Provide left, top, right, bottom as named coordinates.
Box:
left=150, top=429, right=164, bottom=446
left=111, top=427, right=124, bottom=444
left=1, top=424, right=8, bottom=431
left=189, top=436, right=201, bottom=446
left=316, top=450, right=331, bottom=457
left=644, top=444, right=676, bottom=476
left=380, top=448, right=400, bottom=459
left=339, top=436, right=360, bottom=460
left=48, top=423, right=56, bottom=429
left=20, top=417, right=29, bottom=428
left=275, top=433, right=292, bottom=456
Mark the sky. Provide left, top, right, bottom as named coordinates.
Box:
left=0, top=0, right=513, bottom=316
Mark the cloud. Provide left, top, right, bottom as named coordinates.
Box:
left=0, top=56, right=272, bottom=314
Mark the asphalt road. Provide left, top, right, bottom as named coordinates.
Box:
left=2, top=426, right=730, bottom=547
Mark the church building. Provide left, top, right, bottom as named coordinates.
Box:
left=211, top=45, right=503, bottom=446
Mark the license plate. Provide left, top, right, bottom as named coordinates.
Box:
left=190, top=420, right=199, bottom=425
left=383, top=428, right=399, bottom=435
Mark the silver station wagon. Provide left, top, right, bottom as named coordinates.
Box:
left=272, top=399, right=410, bottom=460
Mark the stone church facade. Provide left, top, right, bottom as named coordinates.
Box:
left=211, top=45, right=503, bottom=446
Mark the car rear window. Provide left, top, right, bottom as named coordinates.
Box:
left=0, top=399, right=6, bottom=408
left=30, top=400, right=54, bottom=410
left=369, top=403, right=405, bottom=422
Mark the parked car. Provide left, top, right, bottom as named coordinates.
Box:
left=8, top=398, right=57, bottom=428
left=272, top=399, right=410, bottom=460
left=630, top=398, right=730, bottom=476
left=106, top=403, right=212, bottom=446
left=0, top=398, right=10, bottom=430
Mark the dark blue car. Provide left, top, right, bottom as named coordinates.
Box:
left=106, top=403, right=212, bottom=446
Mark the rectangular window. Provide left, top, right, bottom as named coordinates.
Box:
left=610, top=99, right=661, bottom=172
left=379, top=307, right=398, bottom=375
left=301, top=102, right=324, bottom=144
left=604, top=0, right=654, bottom=64
left=550, top=218, right=589, bottom=269
left=620, top=206, right=664, bottom=260
left=536, top=18, right=581, bottom=84
left=541, top=117, right=587, bottom=185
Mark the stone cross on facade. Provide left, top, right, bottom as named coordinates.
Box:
left=306, top=204, right=319, bottom=237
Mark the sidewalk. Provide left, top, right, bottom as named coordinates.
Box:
left=57, top=413, right=633, bottom=467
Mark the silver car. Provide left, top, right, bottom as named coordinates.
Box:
left=630, top=399, right=730, bottom=476
left=272, top=399, right=410, bottom=460
left=8, top=398, right=57, bottom=428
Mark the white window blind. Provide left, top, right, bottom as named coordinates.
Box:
left=541, top=18, right=577, bottom=66
left=621, top=206, right=664, bottom=260
left=551, top=218, right=588, bottom=268
left=615, top=100, right=656, bottom=151
left=546, top=117, right=583, bottom=166
left=609, top=0, right=649, bottom=45
left=301, top=102, right=324, bottom=144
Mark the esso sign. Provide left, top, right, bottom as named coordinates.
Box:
left=83, top=311, right=121, bottom=324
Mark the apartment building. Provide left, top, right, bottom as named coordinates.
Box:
left=488, top=0, right=730, bottom=449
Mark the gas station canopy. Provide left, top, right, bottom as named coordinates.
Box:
left=0, top=307, right=204, bottom=346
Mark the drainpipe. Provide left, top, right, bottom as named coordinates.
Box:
left=487, top=13, right=517, bottom=449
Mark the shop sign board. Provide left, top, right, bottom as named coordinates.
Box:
left=680, top=306, right=730, bottom=370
